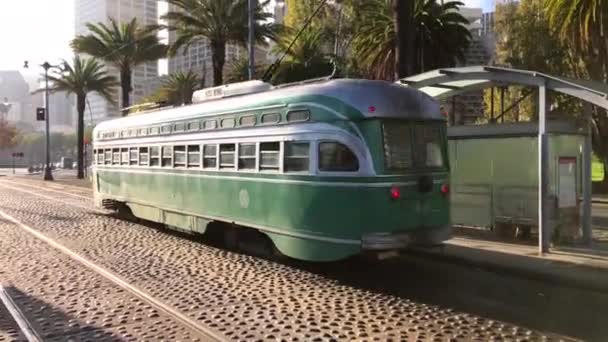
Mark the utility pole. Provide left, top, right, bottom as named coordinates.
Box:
left=248, top=0, right=256, bottom=80
left=393, top=0, right=416, bottom=79
left=42, top=62, right=54, bottom=181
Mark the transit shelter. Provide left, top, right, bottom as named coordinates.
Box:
left=448, top=122, right=585, bottom=241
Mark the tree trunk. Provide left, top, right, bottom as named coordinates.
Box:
left=120, top=66, right=132, bottom=116
left=76, top=95, right=86, bottom=179
left=393, top=0, right=416, bottom=80
left=211, top=40, right=226, bottom=86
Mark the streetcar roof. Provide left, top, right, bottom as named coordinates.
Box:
left=94, top=79, right=440, bottom=134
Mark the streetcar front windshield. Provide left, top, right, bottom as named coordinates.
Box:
left=382, top=121, right=445, bottom=172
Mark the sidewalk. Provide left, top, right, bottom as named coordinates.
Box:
left=413, top=236, right=608, bottom=293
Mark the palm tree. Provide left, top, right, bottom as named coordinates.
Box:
left=271, top=27, right=334, bottom=83
left=352, top=0, right=471, bottom=80
left=47, top=56, right=117, bottom=179
left=226, top=57, right=267, bottom=83
left=163, top=0, right=279, bottom=86
left=161, top=71, right=200, bottom=106
left=71, top=18, right=167, bottom=115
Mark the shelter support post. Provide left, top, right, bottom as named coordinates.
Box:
left=582, top=105, right=593, bottom=245
left=538, top=84, right=549, bottom=254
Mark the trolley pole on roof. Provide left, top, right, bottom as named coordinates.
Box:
left=538, top=84, right=549, bottom=254
left=248, top=0, right=256, bottom=80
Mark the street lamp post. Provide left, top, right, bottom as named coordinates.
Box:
left=42, top=62, right=54, bottom=181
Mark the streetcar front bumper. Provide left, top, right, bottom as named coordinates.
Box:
left=361, top=225, right=452, bottom=251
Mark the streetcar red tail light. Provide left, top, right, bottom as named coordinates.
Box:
left=390, top=186, right=401, bottom=200
left=440, top=183, right=450, bottom=196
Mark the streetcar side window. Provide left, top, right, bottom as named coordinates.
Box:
left=221, top=118, right=235, bottom=129
left=203, top=145, right=217, bottom=168
left=112, top=148, right=120, bottom=165
left=287, top=110, right=311, bottom=122
left=219, top=144, right=236, bottom=169
left=97, top=150, right=104, bottom=165
left=188, top=145, right=201, bottom=168
left=261, top=113, right=280, bottom=124
left=162, top=146, right=173, bottom=167
left=187, top=121, right=200, bottom=131
left=203, top=119, right=217, bottom=130
left=260, top=142, right=280, bottom=171
left=121, top=148, right=129, bottom=165
left=129, top=148, right=138, bottom=165
left=139, top=147, right=149, bottom=166
left=174, top=122, right=185, bottom=132
left=318, top=142, right=359, bottom=172
left=238, top=143, right=256, bottom=170
left=150, top=146, right=160, bottom=166
left=284, top=142, right=310, bottom=172
left=139, top=128, right=148, bottom=136
left=239, top=115, right=256, bottom=127
left=105, top=149, right=112, bottom=165
left=174, top=146, right=186, bottom=167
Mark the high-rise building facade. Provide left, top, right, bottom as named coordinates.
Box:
left=75, top=0, right=159, bottom=125
left=166, top=4, right=247, bottom=86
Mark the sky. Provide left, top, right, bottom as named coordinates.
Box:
left=0, top=0, right=494, bottom=75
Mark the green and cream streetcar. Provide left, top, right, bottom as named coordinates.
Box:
left=92, top=78, right=450, bottom=262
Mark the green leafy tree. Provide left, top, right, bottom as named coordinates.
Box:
left=351, top=0, right=471, bottom=80
left=161, top=71, right=200, bottom=106
left=271, top=27, right=335, bottom=84
left=482, top=0, right=573, bottom=123
left=545, top=0, right=608, bottom=188
left=226, top=57, right=267, bottom=83
left=0, top=119, right=18, bottom=149
left=71, top=18, right=167, bottom=115
left=47, top=56, right=118, bottom=179
left=163, top=0, right=279, bottom=86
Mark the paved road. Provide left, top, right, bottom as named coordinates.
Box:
left=0, top=178, right=606, bottom=341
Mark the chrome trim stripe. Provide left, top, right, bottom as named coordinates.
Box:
left=93, top=167, right=447, bottom=188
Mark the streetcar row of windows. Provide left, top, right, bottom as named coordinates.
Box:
left=93, top=141, right=359, bottom=172
left=98, top=110, right=311, bottom=140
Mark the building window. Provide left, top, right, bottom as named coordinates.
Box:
left=219, top=144, right=235, bottom=169
left=150, top=146, right=160, bottom=166
left=239, top=115, right=256, bottom=127
left=287, top=110, right=310, bottom=122
left=261, top=113, right=280, bottom=124
left=318, top=142, right=359, bottom=172
left=129, top=148, right=139, bottom=165
left=162, top=146, right=173, bottom=167
left=139, top=147, right=149, bottom=166
left=259, top=142, right=280, bottom=171
left=188, top=145, right=201, bottom=167
left=238, top=143, right=256, bottom=170
left=203, top=119, right=217, bottom=130
left=121, top=148, right=129, bottom=165
left=284, top=142, right=309, bottom=172
left=203, top=144, right=217, bottom=169
left=221, top=118, right=235, bottom=129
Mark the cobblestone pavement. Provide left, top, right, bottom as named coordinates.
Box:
left=0, top=178, right=589, bottom=341
left=0, top=300, right=25, bottom=342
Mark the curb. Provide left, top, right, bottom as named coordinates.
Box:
left=408, top=244, right=608, bottom=294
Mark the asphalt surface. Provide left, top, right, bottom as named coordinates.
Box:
left=0, top=177, right=606, bottom=341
